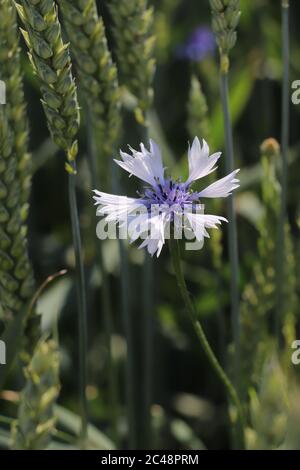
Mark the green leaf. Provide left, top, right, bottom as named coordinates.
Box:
left=170, top=419, right=206, bottom=450
left=47, top=441, right=78, bottom=450
left=54, top=405, right=115, bottom=450
left=39, top=277, right=71, bottom=332
left=0, top=429, right=11, bottom=449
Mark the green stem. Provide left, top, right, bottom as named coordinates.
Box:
left=68, top=167, right=88, bottom=442
left=168, top=238, right=245, bottom=449
left=275, top=0, right=290, bottom=338
left=220, top=71, right=240, bottom=381
left=216, top=274, right=226, bottom=366
left=86, top=108, right=119, bottom=445
left=54, top=429, right=76, bottom=445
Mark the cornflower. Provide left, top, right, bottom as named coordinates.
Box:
left=94, top=137, right=239, bottom=256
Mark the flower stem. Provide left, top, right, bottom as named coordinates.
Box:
left=220, top=71, right=240, bottom=382
left=275, top=0, right=290, bottom=338
left=168, top=238, right=245, bottom=449
left=68, top=168, right=88, bottom=442
left=86, top=108, right=120, bottom=445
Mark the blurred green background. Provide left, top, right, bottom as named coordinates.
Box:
left=2, top=0, right=300, bottom=450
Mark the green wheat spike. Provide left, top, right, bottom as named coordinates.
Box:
left=109, top=0, right=155, bottom=121
left=209, top=0, right=241, bottom=72
left=240, top=138, right=296, bottom=397
left=0, top=105, right=38, bottom=350
left=0, top=0, right=40, bottom=360
left=187, top=75, right=210, bottom=142
left=239, top=139, right=280, bottom=395
left=247, top=354, right=289, bottom=450
left=15, top=3, right=88, bottom=432
left=14, top=0, right=80, bottom=170
left=256, top=139, right=295, bottom=321
left=0, top=103, right=34, bottom=323
left=0, top=0, right=32, bottom=222
left=11, top=339, right=60, bottom=450
left=58, top=0, right=121, bottom=162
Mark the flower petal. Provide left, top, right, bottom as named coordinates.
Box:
left=138, top=212, right=168, bottom=257
left=185, top=212, right=228, bottom=241
left=93, top=190, right=146, bottom=225
left=114, top=139, right=165, bottom=187
left=186, top=137, right=221, bottom=185
left=198, top=169, right=240, bottom=198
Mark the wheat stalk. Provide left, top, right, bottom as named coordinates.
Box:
left=209, top=0, right=241, bottom=73
left=0, top=1, right=35, bottom=332
left=0, top=108, right=34, bottom=319
left=240, top=138, right=296, bottom=398
left=209, top=0, right=241, bottom=386
left=14, top=0, right=80, bottom=169
left=109, top=0, right=155, bottom=121
left=58, top=0, right=120, bottom=163
left=0, top=0, right=32, bottom=221
left=58, top=0, right=122, bottom=442
left=14, top=0, right=88, bottom=439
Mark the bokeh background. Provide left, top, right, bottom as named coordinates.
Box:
left=1, top=0, right=300, bottom=450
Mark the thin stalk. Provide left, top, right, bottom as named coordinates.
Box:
left=275, top=0, right=290, bottom=338
left=216, top=274, right=226, bottom=366
left=168, top=238, right=245, bottom=449
left=86, top=108, right=119, bottom=444
left=220, top=72, right=240, bottom=382
left=68, top=168, right=88, bottom=443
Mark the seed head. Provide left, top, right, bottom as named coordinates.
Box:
left=209, top=0, right=241, bottom=72
left=15, top=0, right=80, bottom=166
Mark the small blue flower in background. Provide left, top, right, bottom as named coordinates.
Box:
left=177, top=26, right=216, bottom=62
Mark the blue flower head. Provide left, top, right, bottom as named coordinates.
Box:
left=94, top=138, right=239, bottom=257
left=177, top=26, right=216, bottom=62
